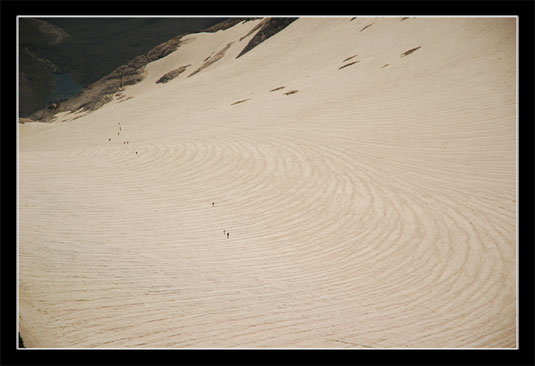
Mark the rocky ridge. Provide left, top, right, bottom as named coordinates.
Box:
left=26, top=18, right=295, bottom=122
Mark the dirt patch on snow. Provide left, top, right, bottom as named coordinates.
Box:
left=401, top=46, right=421, bottom=57
left=339, top=61, right=359, bottom=70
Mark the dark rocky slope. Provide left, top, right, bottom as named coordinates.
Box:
left=236, top=18, right=298, bottom=58
left=26, top=18, right=298, bottom=122
left=29, top=35, right=186, bottom=121
left=19, top=18, right=227, bottom=117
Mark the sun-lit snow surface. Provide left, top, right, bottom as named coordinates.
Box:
left=19, top=17, right=516, bottom=348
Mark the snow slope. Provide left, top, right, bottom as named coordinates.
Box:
left=18, top=17, right=516, bottom=348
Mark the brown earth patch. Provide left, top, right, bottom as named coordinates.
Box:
left=360, top=23, right=374, bottom=32
left=339, top=61, right=359, bottom=70
left=231, top=99, right=250, bottom=105
left=401, top=46, right=421, bottom=57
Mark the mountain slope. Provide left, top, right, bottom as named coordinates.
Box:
left=18, top=17, right=516, bottom=348
left=25, top=18, right=295, bottom=121
left=18, top=17, right=228, bottom=117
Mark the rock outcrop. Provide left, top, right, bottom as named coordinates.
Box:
left=29, top=35, right=185, bottom=121
left=26, top=18, right=72, bottom=45
left=202, top=18, right=258, bottom=33
left=19, top=117, right=35, bottom=124
left=236, top=18, right=298, bottom=58
left=156, top=65, right=191, bottom=84
left=188, top=42, right=233, bottom=77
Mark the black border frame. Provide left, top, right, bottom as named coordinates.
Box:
left=2, top=1, right=533, bottom=365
